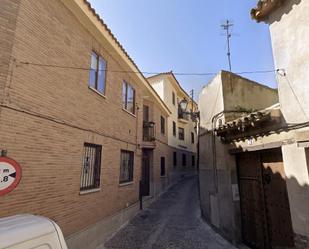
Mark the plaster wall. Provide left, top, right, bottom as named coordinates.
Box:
left=282, top=143, right=309, bottom=238
left=198, top=131, right=241, bottom=243
left=150, top=79, right=164, bottom=101
left=198, top=71, right=280, bottom=244
left=198, top=71, right=278, bottom=130
left=163, top=77, right=181, bottom=150
left=163, top=78, right=197, bottom=153
left=221, top=71, right=278, bottom=119
left=199, top=73, right=224, bottom=130
left=268, top=0, right=309, bottom=123
left=148, top=76, right=197, bottom=154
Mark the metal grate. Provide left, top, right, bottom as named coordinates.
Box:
left=143, top=121, right=155, bottom=141
left=119, top=150, right=134, bottom=183
left=80, top=143, right=102, bottom=191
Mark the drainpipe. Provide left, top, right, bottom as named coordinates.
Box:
left=210, top=110, right=252, bottom=194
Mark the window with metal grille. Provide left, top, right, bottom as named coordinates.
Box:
left=80, top=143, right=102, bottom=191
left=179, top=127, right=185, bottom=140
left=119, top=150, right=134, bottom=183
left=89, top=52, right=106, bottom=94
left=160, top=157, right=166, bottom=176
left=173, top=121, right=176, bottom=136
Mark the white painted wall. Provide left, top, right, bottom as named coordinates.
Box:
left=199, top=73, right=224, bottom=130
left=266, top=1, right=309, bottom=240
left=148, top=76, right=197, bottom=153
left=163, top=77, right=197, bottom=153
left=150, top=79, right=164, bottom=100
left=268, top=0, right=309, bottom=123
left=198, top=71, right=278, bottom=130
left=282, top=144, right=309, bottom=238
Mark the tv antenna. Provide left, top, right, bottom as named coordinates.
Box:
left=221, top=20, right=233, bottom=71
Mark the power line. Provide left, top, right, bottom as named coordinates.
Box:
left=15, top=60, right=278, bottom=77
left=0, top=103, right=138, bottom=147
left=276, top=69, right=309, bottom=120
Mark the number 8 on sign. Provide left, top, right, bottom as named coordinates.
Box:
left=0, top=157, right=22, bottom=196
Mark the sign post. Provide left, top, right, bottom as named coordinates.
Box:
left=0, top=157, right=22, bottom=196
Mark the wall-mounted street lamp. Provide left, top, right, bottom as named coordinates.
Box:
left=179, top=99, right=189, bottom=113
left=178, top=98, right=200, bottom=122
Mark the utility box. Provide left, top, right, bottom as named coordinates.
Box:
left=0, top=214, right=68, bottom=249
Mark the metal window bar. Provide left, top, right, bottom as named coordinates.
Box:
left=143, top=121, right=155, bottom=141
left=120, top=150, right=134, bottom=183
left=178, top=111, right=190, bottom=121
left=80, top=143, right=102, bottom=191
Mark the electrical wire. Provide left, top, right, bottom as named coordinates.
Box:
left=276, top=70, right=309, bottom=120
left=0, top=103, right=138, bottom=147
left=15, top=60, right=278, bottom=77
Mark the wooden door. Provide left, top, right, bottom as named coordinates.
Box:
left=238, top=152, right=269, bottom=249
left=261, top=150, right=294, bottom=248
left=237, top=149, right=294, bottom=249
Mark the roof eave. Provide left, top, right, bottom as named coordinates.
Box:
left=251, top=0, right=285, bottom=23
left=63, top=0, right=171, bottom=116
left=148, top=73, right=198, bottom=108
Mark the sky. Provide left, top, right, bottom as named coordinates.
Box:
left=88, top=0, right=277, bottom=100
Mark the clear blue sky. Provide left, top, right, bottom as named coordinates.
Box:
left=89, top=0, right=277, bottom=100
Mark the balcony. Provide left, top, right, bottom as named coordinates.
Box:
left=178, top=112, right=190, bottom=123
left=142, top=122, right=156, bottom=148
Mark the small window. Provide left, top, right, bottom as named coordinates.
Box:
left=173, top=152, right=177, bottom=167
left=80, top=143, right=102, bottom=191
left=179, top=127, right=185, bottom=140
left=119, top=150, right=134, bottom=183
left=173, top=121, right=176, bottom=136
left=160, top=157, right=166, bottom=176
left=161, top=116, right=165, bottom=134
left=191, top=132, right=194, bottom=144
left=192, top=155, right=195, bottom=167
left=89, top=52, right=106, bottom=94
left=172, top=92, right=176, bottom=105
left=182, top=154, right=187, bottom=167
left=122, top=81, right=135, bottom=114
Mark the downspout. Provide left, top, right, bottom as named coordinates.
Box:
left=211, top=110, right=251, bottom=194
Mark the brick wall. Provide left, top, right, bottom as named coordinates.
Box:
left=0, top=0, right=147, bottom=237
left=0, top=0, right=21, bottom=104
left=0, top=0, right=195, bottom=238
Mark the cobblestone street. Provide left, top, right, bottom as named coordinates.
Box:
left=101, top=176, right=237, bottom=249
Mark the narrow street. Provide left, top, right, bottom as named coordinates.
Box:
left=102, top=176, right=236, bottom=249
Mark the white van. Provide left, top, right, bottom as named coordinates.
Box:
left=0, top=214, right=68, bottom=249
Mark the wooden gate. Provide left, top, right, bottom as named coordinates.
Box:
left=237, top=148, right=294, bottom=249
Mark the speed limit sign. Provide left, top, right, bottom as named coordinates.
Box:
left=0, top=157, right=22, bottom=196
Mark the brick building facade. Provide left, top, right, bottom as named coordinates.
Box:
left=0, top=0, right=195, bottom=248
